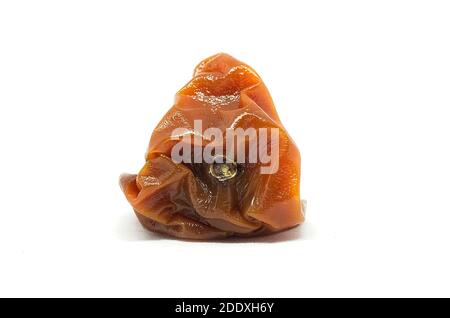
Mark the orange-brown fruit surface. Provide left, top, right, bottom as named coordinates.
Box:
left=120, top=53, right=303, bottom=240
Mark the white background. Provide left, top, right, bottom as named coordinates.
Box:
left=1, top=1, right=450, bottom=297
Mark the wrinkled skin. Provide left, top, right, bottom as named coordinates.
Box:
left=120, top=53, right=303, bottom=239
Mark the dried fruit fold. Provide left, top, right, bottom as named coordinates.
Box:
left=120, top=53, right=303, bottom=239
